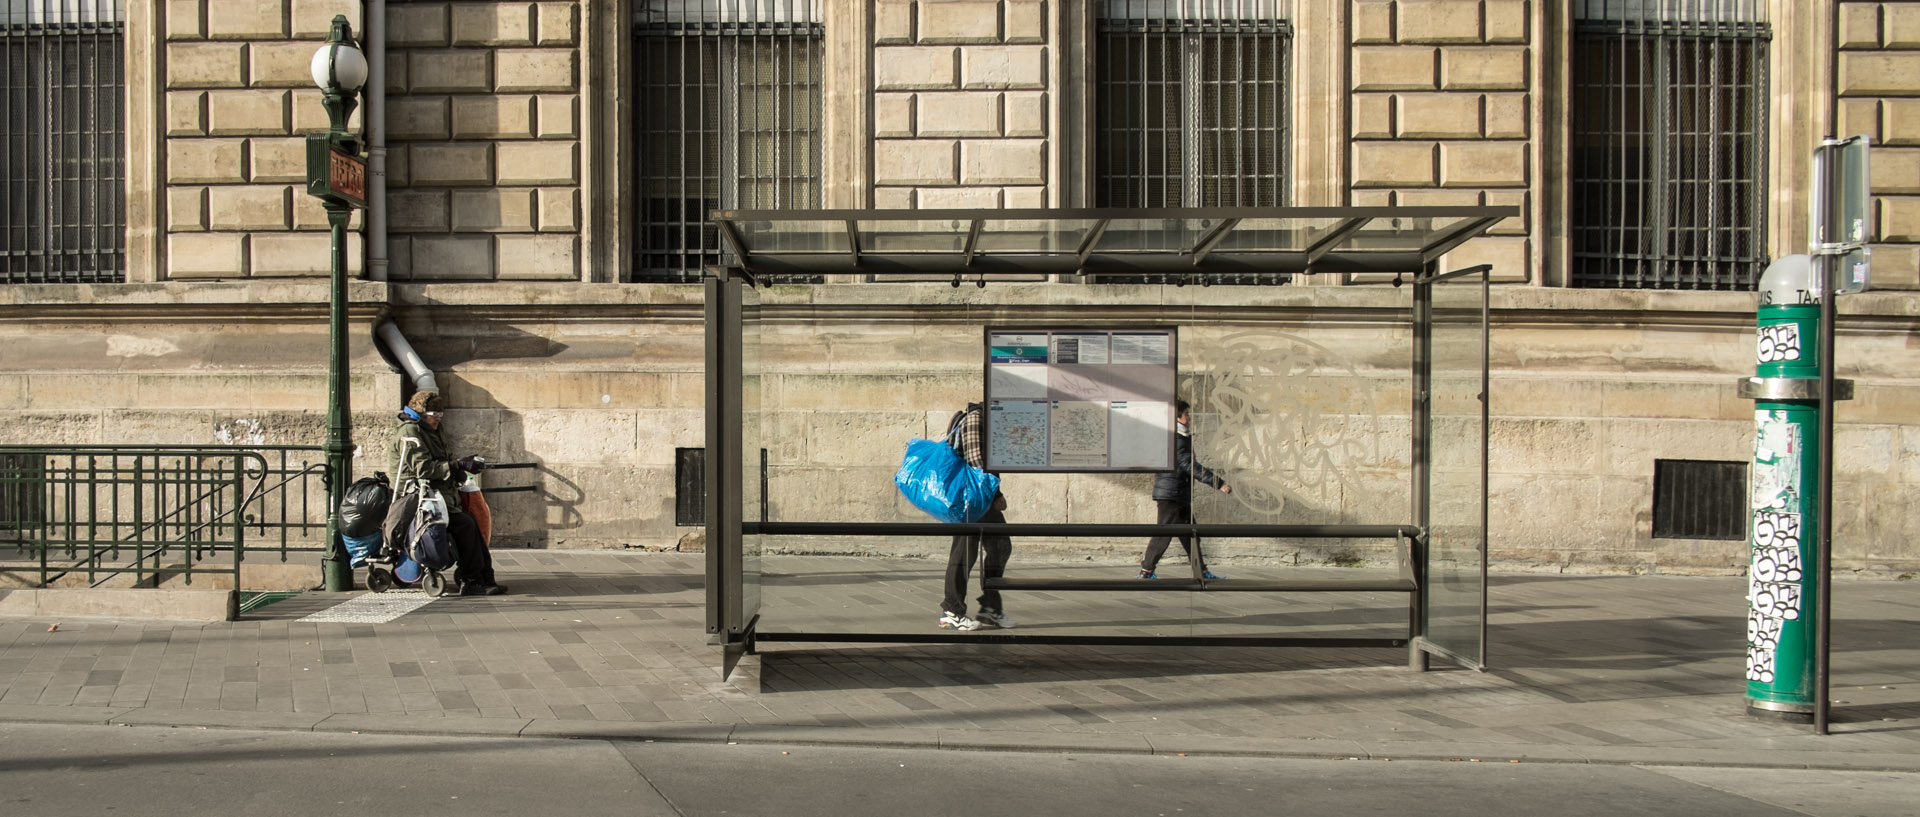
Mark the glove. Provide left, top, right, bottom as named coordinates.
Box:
left=449, top=464, right=468, bottom=484
left=457, top=455, right=486, bottom=473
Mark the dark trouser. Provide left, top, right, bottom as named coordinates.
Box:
left=1141, top=499, right=1206, bottom=573
left=942, top=503, right=1011, bottom=617
left=448, top=511, right=496, bottom=586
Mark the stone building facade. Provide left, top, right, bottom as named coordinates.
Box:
left=4, top=0, right=1919, bottom=577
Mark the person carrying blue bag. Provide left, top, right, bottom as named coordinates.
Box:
left=935, top=402, right=1015, bottom=631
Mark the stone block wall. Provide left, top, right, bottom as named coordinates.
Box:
left=871, top=0, right=1052, bottom=208
left=1839, top=1, right=1920, bottom=288
left=19, top=0, right=1920, bottom=577
left=384, top=1, right=583, bottom=281
left=378, top=286, right=709, bottom=549
left=1349, top=0, right=1533, bottom=282
left=155, top=0, right=586, bottom=282
left=160, top=0, right=367, bottom=279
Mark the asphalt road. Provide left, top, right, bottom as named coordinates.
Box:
left=0, top=723, right=1912, bottom=817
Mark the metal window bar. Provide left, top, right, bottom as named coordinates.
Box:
left=1651, top=458, right=1747, bottom=540
left=633, top=1, right=822, bottom=283
left=675, top=447, right=705, bottom=526
left=2, top=0, right=125, bottom=284
left=1570, top=0, right=1768, bottom=290
left=1093, top=3, right=1290, bottom=285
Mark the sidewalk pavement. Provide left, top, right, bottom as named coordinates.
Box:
left=0, top=550, right=1915, bottom=770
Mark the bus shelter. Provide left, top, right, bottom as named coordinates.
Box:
left=703, top=207, right=1505, bottom=679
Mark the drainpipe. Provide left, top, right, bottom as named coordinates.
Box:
left=366, top=0, right=389, bottom=281
left=372, top=314, right=438, bottom=394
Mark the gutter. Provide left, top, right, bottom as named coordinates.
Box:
left=372, top=312, right=437, bottom=394
left=366, top=0, right=389, bottom=281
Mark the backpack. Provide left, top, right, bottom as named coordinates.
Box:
left=407, top=488, right=456, bottom=571
left=337, top=472, right=392, bottom=538
left=377, top=483, right=416, bottom=561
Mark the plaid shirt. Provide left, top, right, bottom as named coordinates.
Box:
left=946, top=403, right=985, bottom=469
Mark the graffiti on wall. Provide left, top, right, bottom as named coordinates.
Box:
left=1179, top=331, right=1388, bottom=519
left=213, top=418, right=267, bottom=446
left=1745, top=410, right=1804, bottom=685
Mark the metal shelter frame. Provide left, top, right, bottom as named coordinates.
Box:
left=703, top=206, right=1505, bottom=678
left=708, top=205, right=1505, bottom=279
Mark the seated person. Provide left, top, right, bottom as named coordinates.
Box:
left=393, top=390, right=506, bottom=596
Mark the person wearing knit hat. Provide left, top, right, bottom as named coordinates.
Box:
left=406, top=390, right=447, bottom=415
left=392, top=390, right=506, bottom=595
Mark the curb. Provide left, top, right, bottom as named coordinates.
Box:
left=2, top=705, right=1915, bottom=773
left=0, top=589, right=236, bottom=622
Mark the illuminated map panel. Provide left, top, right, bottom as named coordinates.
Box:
left=983, top=327, right=1177, bottom=473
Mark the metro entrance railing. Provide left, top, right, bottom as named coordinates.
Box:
left=0, top=445, right=331, bottom=588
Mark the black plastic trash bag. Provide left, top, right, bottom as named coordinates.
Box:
left=337, top=472, right=393, bottom=538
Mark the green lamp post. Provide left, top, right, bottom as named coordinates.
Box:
left=307, top=16, right=369, bottom=592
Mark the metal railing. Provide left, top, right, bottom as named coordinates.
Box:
left=0, top=446, right=332, bottom=588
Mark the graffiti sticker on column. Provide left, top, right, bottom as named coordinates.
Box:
left=1757, top=323, right=1802, bottom=363
left=1752, top=543, right=1804, bottom=585
left=1751, top=579, right=1802, bottom=621
left=1746, top=507, right=1805, bottom=683
left=1747, top=604, right=1785, bottom=682
left=1747, top=609, right=1783, bottom=650
left=1746, top=648, right=1778, bottom=683
left=1753, top=510, right=1802, bottom=558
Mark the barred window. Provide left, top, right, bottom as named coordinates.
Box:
left=1093, top=1, right=1288, bottom=284
left=2, top=0, right=125, bottom=284
left=1570, top=0, right=1769, bottom=290
left=633, top=0, right=822, bottom=283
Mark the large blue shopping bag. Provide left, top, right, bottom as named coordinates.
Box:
left=893, top=437, right=1000, bottom=524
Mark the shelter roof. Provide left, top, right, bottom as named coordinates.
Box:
left=709, top=206, right=1513, bottom=279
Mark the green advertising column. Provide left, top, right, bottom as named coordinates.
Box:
left=1743, top=300, right=1821, bottom=722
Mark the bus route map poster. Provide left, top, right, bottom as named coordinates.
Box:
left=982, top=327, right=1177, bottom=473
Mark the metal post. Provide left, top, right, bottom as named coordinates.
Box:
left=1410, top=263, right=1433, bottom=672
left=1815, top=247, right=1835, bottom=736
left=321, top=202, right=353, bottom=592
left=306, top=16, right=368, bottom=592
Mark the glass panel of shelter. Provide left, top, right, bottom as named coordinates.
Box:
left=705, top=209, right=1498, bottom=668
left=1421, top=266, right=1490, bottom=669
left=737, top=276, right=1422, bottom=644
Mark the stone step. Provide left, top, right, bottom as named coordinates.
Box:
left=0, top=548, right=319, bottom=591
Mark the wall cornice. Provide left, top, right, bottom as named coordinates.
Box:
left=4, top=281, right=1916, bottom=328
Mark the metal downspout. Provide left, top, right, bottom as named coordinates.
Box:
left=366, top=0, right=389, bottom=281
left=373, top=316, right=438, bottom=394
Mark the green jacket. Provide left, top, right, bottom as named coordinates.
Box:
left=392, top=416, right=466, bottom=515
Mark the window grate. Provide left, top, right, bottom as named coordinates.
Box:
left=1570, top=1, right=1769, bottom=290
left=1093, top=2, right=1289, bottom=286
left=633, top=1, right=823, bottom=283
left=3, top=1, right=125, bottom=284
left=1652, top=458, right=1747, bottom=540
left=674, top=447, right=705, bottom=526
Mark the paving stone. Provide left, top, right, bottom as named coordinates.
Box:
left=1, top=553, right=1917, bottom=769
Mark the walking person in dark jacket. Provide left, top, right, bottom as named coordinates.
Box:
left=1138, top=400, right=1231, bottom=579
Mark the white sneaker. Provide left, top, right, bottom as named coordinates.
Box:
left=974, top=608, right=1016, bottom=629
left=938, top=612, right=981, bottom=631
